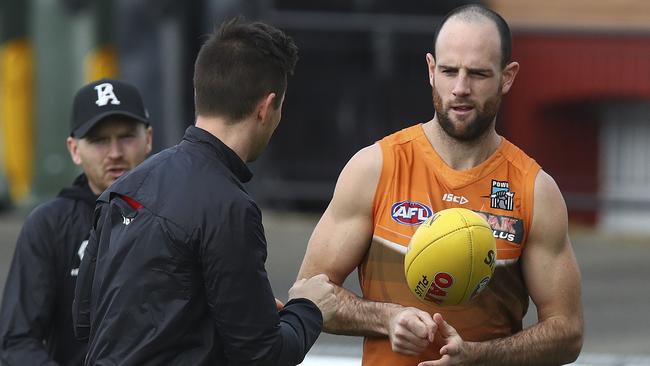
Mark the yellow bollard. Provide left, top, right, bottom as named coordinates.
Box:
left=85, top=45, right=118, bottom=83
left=0, top=39, right=33, bottom=203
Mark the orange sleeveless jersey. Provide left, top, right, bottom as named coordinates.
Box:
left=361, top=124, right=541, bottom=365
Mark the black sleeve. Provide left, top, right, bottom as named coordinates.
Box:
left=0, top=210, right=61, bottom=366
left=273, top=298, right=323, bottom=366
left=201, top=200, right=322, bottom=366
left=72, top=203, right=103, bottom=341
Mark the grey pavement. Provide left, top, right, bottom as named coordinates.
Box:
left=1, top=208, right=649, bottom=361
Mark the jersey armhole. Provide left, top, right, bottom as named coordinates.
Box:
left=371, top=140, right=393, bottom=222
left=522, top=162, right=542, bottom=247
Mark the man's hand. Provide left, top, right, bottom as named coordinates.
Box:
left=418, top=313, right=468, bottom=366
left=275, top=298, right=284, bottom=311
left=388, top=307, right=436, bottom=356
left=289, top=274, right=337, bottom=322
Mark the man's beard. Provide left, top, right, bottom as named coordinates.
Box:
left=432, top=88, right=501, bottom=142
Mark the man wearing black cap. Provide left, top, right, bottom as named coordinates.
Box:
left=0, top=79, right=152, bottom=366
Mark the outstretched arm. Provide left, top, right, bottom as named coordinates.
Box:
left=420, top=170, right=584, bottom=366
left=298, top=144, right=435, bottom=356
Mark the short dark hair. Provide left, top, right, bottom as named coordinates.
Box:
left=432, top=5, right=512, bottom=69
left=194, top=18, right=299, bottom=121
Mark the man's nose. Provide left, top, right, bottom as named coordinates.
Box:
left=107, top=139, right=123, bottom=158
left=452, top=74, right=470, bottom=97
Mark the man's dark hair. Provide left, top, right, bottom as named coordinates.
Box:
left=432, top=5, right=512, bottom=69
left=194, top=18, right=299, bottom=121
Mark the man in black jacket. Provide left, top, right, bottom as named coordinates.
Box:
left=0, top=79, right=153, bottom=365
left=73, top=18, right=336, bottom=366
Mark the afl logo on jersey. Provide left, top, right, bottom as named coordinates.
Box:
left=391, top=201, right=433, bottom=226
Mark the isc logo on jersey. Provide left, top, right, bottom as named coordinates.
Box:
left=442, top=193, right=469, bottom=204
left=391, top=201, right=433, bottom=226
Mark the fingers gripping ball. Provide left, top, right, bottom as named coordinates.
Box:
left=404, top=208, right=496, bottom=306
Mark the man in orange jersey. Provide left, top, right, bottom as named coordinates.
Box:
left=298, top=4, right=583, bottom=366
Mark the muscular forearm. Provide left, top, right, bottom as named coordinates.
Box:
left=323, top=285, right=402, bottom=337
left=467, top=316, right=583, bottom=366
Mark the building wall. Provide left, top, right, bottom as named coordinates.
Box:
left=487, top=0, right=650, bottom=32
left=502, top=33, right=650, bottom=224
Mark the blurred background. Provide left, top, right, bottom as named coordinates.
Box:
left=0, top=0, right=649, bottom=364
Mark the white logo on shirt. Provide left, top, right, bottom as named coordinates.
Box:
left=70, top=239, right=88, bottom=276
left=122, top=215, right=133, bottom=225
left=442, top=193, right=469, bottom=204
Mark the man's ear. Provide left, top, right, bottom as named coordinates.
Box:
left=501, top=61, right=520, bottom=95
left=257, top=93, right=277, bottom=124
left=66, top=136, right=82, bottom=166
left=426, top=53, right=436, bottom=87
left=144, top=126, right=153, bottom=155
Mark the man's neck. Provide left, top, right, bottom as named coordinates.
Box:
left=422, top=119, right=502, bottom=171
left=195, top=115, right=254, bottom=163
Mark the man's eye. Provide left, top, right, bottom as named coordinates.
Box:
left=89, top=138, right=109, bottom=145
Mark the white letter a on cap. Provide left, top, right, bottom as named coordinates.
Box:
left=94, top=83, right=121, bottom=106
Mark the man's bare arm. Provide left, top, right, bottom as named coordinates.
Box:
left=298, top=144, right=435, bottom=355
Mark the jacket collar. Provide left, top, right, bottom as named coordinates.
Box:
left=182, top=125, right=253, bottom=183
left=57, top=173, right=99, bottom=206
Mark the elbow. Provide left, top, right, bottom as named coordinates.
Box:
left=560, top=324, right=583, bottom=364
left=567, top=334, right=583, bottom=364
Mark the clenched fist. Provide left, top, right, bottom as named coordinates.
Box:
left=388, top=307, right=436, bottom=356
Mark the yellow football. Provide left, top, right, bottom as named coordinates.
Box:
left=404, top=207, right=496, bottom=306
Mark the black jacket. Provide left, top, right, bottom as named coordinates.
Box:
left=73, top=126, right=323, bottom=366
left=0, top=174, right=95, bottom=366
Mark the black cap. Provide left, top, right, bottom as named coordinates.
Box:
left=70, top=79, right=150, bottom=138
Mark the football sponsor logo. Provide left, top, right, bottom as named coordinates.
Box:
left=489, top=180, right=514, bottom=211
left=484, top=249, right=496, bottom=270
left=442, top=193, right=469, bottom=204
left=474, top=211, right=525, bottom=244
left=391, top=200, right=432, bottom=226
left=470, top=276, right=491, bottom=300
left=424, top=272, right=454, bottom=304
